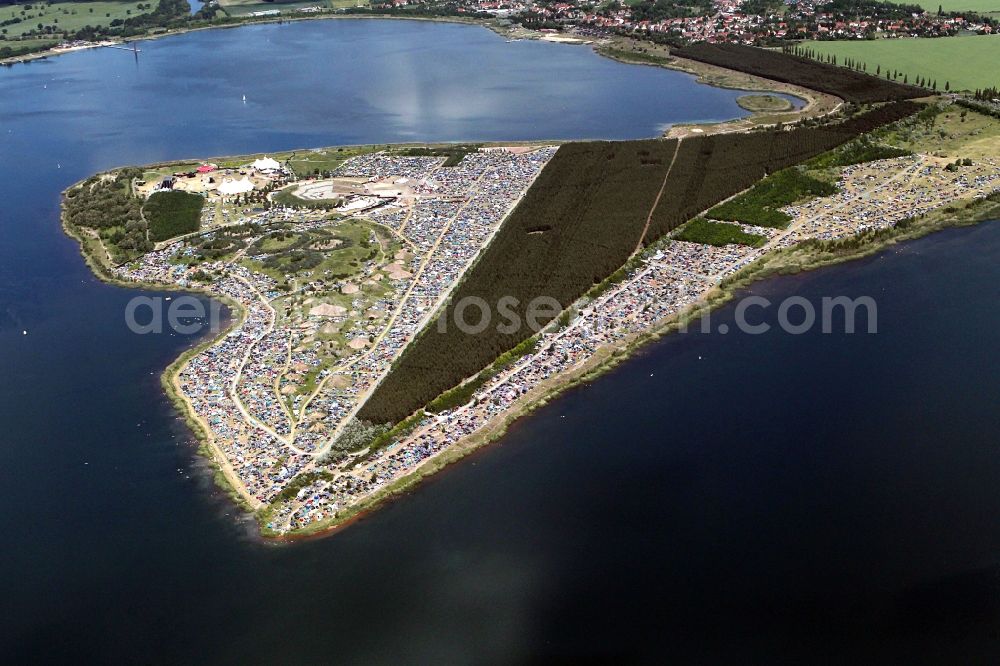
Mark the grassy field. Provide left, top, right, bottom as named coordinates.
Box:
left=807, top=36, right=1000, bottom=92
left=0, top=1, right=154, bottom=46
left=879, top=102, right=1000, bottom=159
left=217, top=0, right=365, bottom=16
left=907, top=0, right=1000, bottom=11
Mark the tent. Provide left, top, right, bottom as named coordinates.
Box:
left=196, top=164, right=217, bottom=173
left=251, top=156, right=281, bottom=172
left=217, top=177, right=255, bottom=196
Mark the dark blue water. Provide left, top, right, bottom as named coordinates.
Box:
left=2, top=18, right=1000, bottom=663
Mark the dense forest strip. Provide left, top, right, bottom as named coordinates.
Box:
left=357, top=139, right=677, bottom=424
left=672, top=43, right=926, bottom=104
left=358, top=102, right=922, bottom=425
left=144, top=190, right=204, bottom=242
left=645, top=101, right=922, bottom=240
left=635, top=138, right=683, bottom=253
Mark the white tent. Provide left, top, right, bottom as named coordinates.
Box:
left=251, top=156, right=281, bottom=172
left=217, top=177, right=255, bottom=196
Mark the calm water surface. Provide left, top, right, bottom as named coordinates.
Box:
left=2, top=18, right=999, bottom=663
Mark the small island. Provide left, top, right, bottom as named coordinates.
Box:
left=736, top=94, right=794, bottom=113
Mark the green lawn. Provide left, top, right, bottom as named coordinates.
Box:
left=909, top=0, right=1000, bottom=11
left=0, top=1, right=156, bottom=39
left=217, top=0, right=366, bottom=17
left=807, top=35, right=1000, bottom=92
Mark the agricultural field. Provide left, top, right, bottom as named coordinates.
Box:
left=673, top=42, right=925, bottom=103
left=0, top=0, right=155, bottom=51
left=904, top=0, right=1000, bottom=11
left=806, top=36, right=1000, bottom=94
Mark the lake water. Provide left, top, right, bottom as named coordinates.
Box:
left=2, top=18, right=999, bottom=662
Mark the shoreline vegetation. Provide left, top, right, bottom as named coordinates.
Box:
left=53, top=26, right=1000, bottom=540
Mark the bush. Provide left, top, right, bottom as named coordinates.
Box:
left=144, top=190, right=203, bottom=242
left=705, top=168, right=838, bottom=228
left=674, top=218, right=767, bottom=247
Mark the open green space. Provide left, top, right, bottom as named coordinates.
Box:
left=907, top=0, right=1000, bottom=11
left=806, top=135, right=912, bottom=169
left=63, top=168, right=151, bottom=263
left=241, top=219, right=381, bottom=285
left=272, top=186, right=343, bottom=210
left=877, top=102, right=1000, bottom=159
left=807, top=36, right=1000, bottom=93
left=282, top=146, right=372, bottom=179
left=0, top=0, right=159, bottom=53
left=217, top=0, right=365, bottom=16
left=394, top=144, right=482, bottom=167
left=0, top=1, right=156, bottom=37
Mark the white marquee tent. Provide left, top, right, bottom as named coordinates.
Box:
left=251, top=156, right=281, bottom=172
left=217, top=177, right=255, bottom=196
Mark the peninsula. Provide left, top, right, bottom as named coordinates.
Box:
left=61, top=45, right=1000, bottom=539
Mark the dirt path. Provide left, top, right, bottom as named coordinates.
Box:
left=634, top=138, right=683, bottom=254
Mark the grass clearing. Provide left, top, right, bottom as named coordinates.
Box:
left=217, top=0, right=366, bottom=16
left=880, top=102, right=1000, bottom=159
left=806, top=36, right=1000, bottom=93
left=283, top=146, right=373, bottom=178
left=0, top=1, right=155, bottom=46
left=806, top=136, right=912, bottom=169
